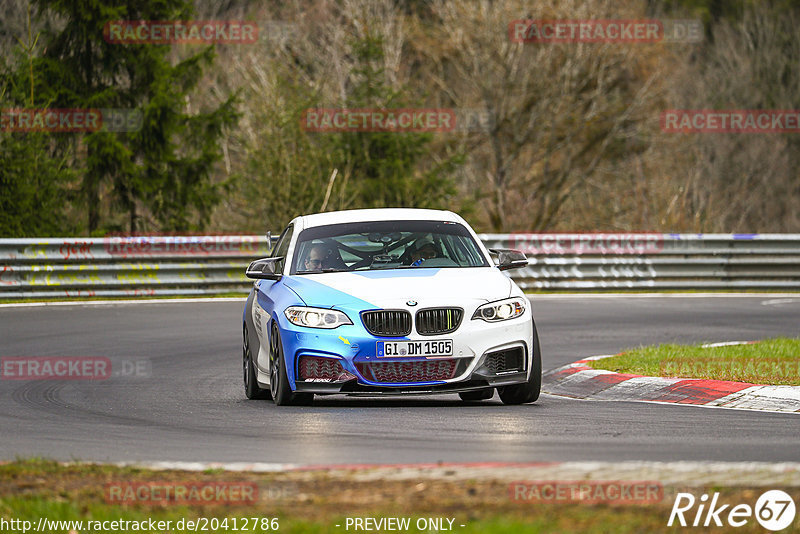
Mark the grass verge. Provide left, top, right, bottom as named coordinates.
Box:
left=587, top=337, right=800, bottom=385
left=0, top=459, right=797, bottom=533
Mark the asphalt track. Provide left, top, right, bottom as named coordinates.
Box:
left=0, top=295, right=798, bottom=464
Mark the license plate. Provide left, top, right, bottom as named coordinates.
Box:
left=377, top=339, right=453, bottom=358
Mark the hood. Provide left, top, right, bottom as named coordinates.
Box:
left=282, top=267, right=513, bottom=310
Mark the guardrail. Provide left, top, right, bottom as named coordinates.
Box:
left=0, top=235, right=268, bottom=299
left=483, top=233, right=800, bottom=290
left=1, top=233, right=798, bottom=299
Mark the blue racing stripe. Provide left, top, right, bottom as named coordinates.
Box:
left=281, top=276, right=378, bottom=309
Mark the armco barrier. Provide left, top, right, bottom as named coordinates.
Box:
left=0, top=235, right=268, bottom=299
left=0, top=233, right=799, bottom=299
left=485, top=233, right=800, bottom=290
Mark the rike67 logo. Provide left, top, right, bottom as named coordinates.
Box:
left=668, top=490, right=796, bottom=531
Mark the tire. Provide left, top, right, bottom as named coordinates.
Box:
left=243, top=324, right=271, bottom=400
left=458, top=389, right=494, bottom=401
left=269, top=322, right=313, bottom=406
left=498, top=320, right=542, bottom=405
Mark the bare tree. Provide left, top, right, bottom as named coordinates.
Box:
left=666, top=5, right=800, bottom=231
left=415, top=0, right=668, bottom=231
left=204, top=0, right=425, bottom=232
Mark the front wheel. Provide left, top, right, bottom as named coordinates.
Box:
left=269, top=322, right=313, bottom=406
left=498, top=321, right=542, bottom=405
left=243, top=325, right=271, bottom=400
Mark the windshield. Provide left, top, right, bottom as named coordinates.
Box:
left=291, top=220, right=489, bottom=274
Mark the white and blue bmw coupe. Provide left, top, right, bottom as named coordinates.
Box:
left=242, top=208, right=541, bottom=405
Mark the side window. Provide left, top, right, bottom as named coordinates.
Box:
left=271, top=224, right=294, bottom=273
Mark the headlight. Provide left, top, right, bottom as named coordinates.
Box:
left=472, top=297, right=526, bottom=322
left=284, top=306, right=353, bottom=329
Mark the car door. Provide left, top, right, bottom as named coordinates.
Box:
left=253, top=224, right=294, bottom=374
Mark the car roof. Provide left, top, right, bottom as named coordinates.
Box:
left=294, top=208, right=462, bottom=230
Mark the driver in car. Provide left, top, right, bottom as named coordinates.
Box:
left=410, top=239, right=440, bottom=266
left=303, top=244, right=331, bottom=271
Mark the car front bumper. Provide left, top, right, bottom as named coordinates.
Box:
left=294, top=369, right=528, bottom=396
left=279, top=311, right=534, bottom=395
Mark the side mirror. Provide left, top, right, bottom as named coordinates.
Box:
left=246, top=257, right=283, bottom=280
left=488, top=248, right=528, bottom=271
